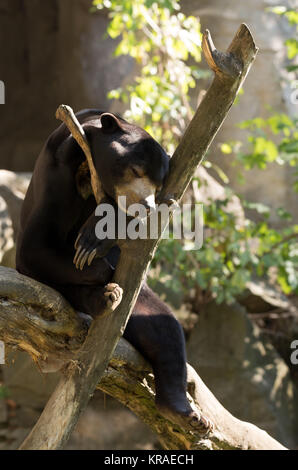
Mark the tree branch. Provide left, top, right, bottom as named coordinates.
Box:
left=0, top=25, right=266, bottom=449
left=0, top=267, right=285, bottom=449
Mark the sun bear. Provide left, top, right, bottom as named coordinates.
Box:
left=16, top=108, right=210, bottom=432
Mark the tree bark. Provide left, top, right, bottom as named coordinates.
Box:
left=0, top=25, right=268, bottom=450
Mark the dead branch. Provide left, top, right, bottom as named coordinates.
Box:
left=55, top=105, right=103, bottom=204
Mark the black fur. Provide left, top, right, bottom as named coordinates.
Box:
left=16, top=109, right=194, bottom=421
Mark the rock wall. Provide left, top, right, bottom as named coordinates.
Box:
left=183, top=0, right=297, bottom=222
left=0, top=0, right=133, bottom=171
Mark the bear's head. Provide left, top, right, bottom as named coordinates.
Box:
left=85, top=113, right=169, bottom=215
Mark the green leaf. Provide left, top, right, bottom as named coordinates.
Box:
left=221, top=143, right=232, bottom=154
left=285, top=38, right=298, bottom=59
left=279, top=140, right=298, bottom=153
left=276, top=207, right=292, bottom=220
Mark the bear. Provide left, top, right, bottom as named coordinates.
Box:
left=16, top=108, right=211, bottom=433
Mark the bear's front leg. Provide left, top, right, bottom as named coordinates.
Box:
left=74, top=211, right=117, bottom=271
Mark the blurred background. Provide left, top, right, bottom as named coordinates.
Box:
left=0, top=0, right=297, bottom=450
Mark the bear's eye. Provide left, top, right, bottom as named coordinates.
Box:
left=131, top=168, right=142, bottom=178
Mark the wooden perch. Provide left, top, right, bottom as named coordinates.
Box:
left=0, top=267, right=286, bottom=450
left=0, top=24, right=269, bottom=450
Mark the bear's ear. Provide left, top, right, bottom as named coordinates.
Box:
left=99, top=113, right=122, bottom=134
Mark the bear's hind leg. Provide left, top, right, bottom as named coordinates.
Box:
left=124, top=284, right=213, bottom=434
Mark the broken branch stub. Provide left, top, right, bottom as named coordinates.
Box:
left=55, top=105, right=103, bottom=204
left=165, top=24, right=258, bottom=204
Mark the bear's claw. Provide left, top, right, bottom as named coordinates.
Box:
left=104, top=283, right=123, bottom=310
left=188, top=412, right=214, bottom=434
left=73, top=226, right=117, bottom=270
left=74, top=232, right=81, bottom=250
left=73, top=241, right=114, bottom=270
left=156, top=402, right=214, bottom=436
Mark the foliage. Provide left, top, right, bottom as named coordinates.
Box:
left=92, top=0, right=204, bottom=154
left=268, top=5, right=298, bottom=66
left=0, top=385, right=8, bottom=399
left=222, top=113, right=298, bottom=192
left=150, top=196, right=298, bottom=305
left=93, top=1, right=298, bottom=305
